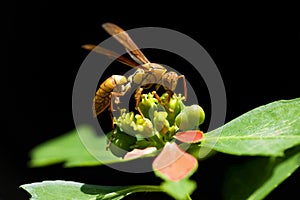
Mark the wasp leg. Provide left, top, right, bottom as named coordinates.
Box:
left=177, top=75, right=187, bottom=101
left=106, top=98, right=115, bottom=150
left=106, top=90, right=127, bottom=150
left=166, top=90, right=173, bottom=103
left=135, top=87, right=145, bottom=119
left=152, top=91, right=174, bottom=112
left=154, top=84, right=174, bottom=111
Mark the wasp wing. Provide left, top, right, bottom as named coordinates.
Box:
left=102, top=23, right=150, bottom=65
left=82, top=44, right=140, bottom=68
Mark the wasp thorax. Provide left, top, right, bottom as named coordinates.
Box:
left=133, top=63, right=167, bottom=86
left=150, top=63, right=167, bottom=80
left=128, top=69, right=145, bottom=84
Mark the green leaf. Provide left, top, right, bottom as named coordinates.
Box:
left=20, top=180, right=126, bottom=200
left=29, top=125, right=126, bottom=167
left=223, top=145, right=300, bottom=200
left=20, top=180, right=162, bottom=200
left=202, top=98, right=300, bottom=156
left=161, top=179, right=196, bottom=200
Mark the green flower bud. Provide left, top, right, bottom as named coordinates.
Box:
left=168, top=125, right=177, bottom=138
left=135, top=114, right=154, bottom=138
left=175, top=105, right=205, bottom=131
left=153, top=111, right=170, bottom=135
left=107, top=127, right=137, bottom=158
left=138, top=93, right=158, bottom=119
left=115, top=110, right=154, bottom=137
left=160, top=93, right=185, bottom=125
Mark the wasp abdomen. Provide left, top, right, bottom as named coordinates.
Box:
left=93, top=75, right=127, bottom=116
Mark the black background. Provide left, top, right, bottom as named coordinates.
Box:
left=5, top=2, right=299, bottom=200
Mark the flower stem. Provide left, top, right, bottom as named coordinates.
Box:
left=149, top=134, right=165, bottom=149
left=186, top=194, right=192, bottom=200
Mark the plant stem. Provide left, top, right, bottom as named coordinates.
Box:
left=102, top=185, right=162, bottom=199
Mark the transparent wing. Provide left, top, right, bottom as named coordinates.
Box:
left=102, top=23, right=150, bottom=65
left=82, top=44, right=140, bottom=68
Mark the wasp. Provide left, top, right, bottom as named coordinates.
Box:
left=83, top=23, right=187, bottom=120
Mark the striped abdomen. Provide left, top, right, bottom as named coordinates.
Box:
left=93, top=75, right=127, bottom=116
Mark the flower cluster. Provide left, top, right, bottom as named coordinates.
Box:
left=108, top=92, right=205, bottom=181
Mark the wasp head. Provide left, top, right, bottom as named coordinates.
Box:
left=161, top=72, right=179, bottom=91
